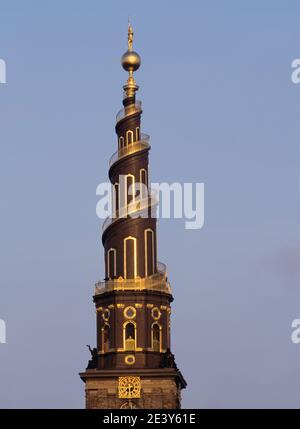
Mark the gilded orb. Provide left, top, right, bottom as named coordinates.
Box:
left=121, top=50, right=141, bottom=72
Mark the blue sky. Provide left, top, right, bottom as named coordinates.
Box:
left=0, top=0, right=299, bottom=408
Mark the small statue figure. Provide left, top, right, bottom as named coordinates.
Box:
left=128, top=23, right=133, bottom=51
left=160, top=348, right=178, bottom=370
left=86, top=345, right=98, bottom=369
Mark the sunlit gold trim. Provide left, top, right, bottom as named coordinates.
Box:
left=123, top=306, right=136, bottom=320
left=117, top=303, right=125, bottom=309
left=151, top=307, right=161, bottom=320
left=136, top=127, right=140, bottom=141
left=126, top=129, right=134, bottom=146
left=102, top=308, right=110, bottom=321
left=95, top=262, right=171, bottom=295
left=118, top=376, right=141, bottom=399
left=99, top=347, right=116, bottom=355
left=113, top=347, right=167, bottom=353
left=123, top=320, right=137, bottom=351
left=109, top=133, right=149, bottom=168
left=151, top=322, right=162, bottom=353
left=135, top=303, right=143, bottom=308
left=124, top=354, right=135, bottom=365
left=108, top=304, right=114, bottom=309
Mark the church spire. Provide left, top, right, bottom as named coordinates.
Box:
left=80, top=25, right=186, bottom=410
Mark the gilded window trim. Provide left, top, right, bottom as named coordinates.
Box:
left=124, top=236, right=137, bottom=279
left=123, top=320, right=137, bottom=351
left=135, top=126, right=140, bottom=141
left=151, top=321, right=162, bottom=353
left=126, top=129, right=134, bottom=146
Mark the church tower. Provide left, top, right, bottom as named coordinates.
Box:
left=80, top=24, right=186, bottom=409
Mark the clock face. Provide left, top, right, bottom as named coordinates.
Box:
left=118, top=376, right=141, bottom=399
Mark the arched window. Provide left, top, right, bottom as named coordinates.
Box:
left=113, top=182, right=119, bottom=213
left=102, top=324, right=110, bottom=353
left=107, top=248, right=116, bottom=279
left=136, top=127, right=140, bottom=141
left=125, top=174, right=135, bottom=207
left=124, top=321, right=136, bottom=351
left=144, top=229, right=155, bottom=276
left=119, top=136, right=124, bottom=150
left=126, top=130, right=134, bottom=146
left=124, top=236, right=137, bottom=278
left=152, top=323, right=161, bottom=352
left=140, top=168, right=148, bottom=199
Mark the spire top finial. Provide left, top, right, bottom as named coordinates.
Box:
left=121, top=20, right=141, bottom=99
left=128, top=19, right=133, bottom=51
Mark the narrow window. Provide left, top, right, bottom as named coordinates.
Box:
left=113, top=183, right=119, bottom=213
left=119, top=136, right=124, bottom=150
left=124, top=236, right=137, bottom=278
left=125, top=174, right=135, bottom=206
left=144, top=229, right=154, bottom=276
left=126, top=130, right=134, bottom=146
left=140, top=168, right=148, bottom=199
left=152, top=323, right=161, bottom=352
left=136, top=127, right=140, bottom=141
left=107, top=248, right=116, bottom=279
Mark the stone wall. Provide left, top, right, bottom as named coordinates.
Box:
left=85, top=377, right=181, bottom=409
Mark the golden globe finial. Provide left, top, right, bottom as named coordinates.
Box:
left=121, top=22, right=141, bottom=98
left=121, top=22, right=141, bottom=73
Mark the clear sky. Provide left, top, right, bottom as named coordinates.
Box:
left=0, top=0, right=299, bottom=408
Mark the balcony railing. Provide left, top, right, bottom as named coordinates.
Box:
left=116, top=100, right=142, bottom=123
left=109, top=133, right=150, bottom=168
left=102, top=189, right=158, bottom=233
left=94, top=262, right=171, bottom=296
left=157, top=261, right=166, bottom=274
